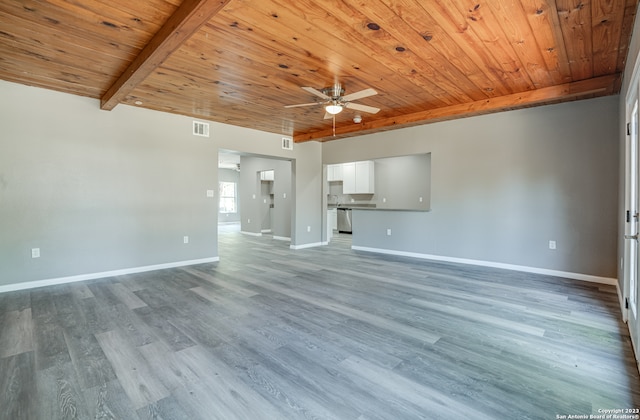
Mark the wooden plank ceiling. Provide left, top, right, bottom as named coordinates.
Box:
left=0, top=0, right=637, bottom=142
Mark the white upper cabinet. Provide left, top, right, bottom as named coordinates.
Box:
left=355, top=161, right=375, bottom=193
left=342, top=161, right=375, bottom=194
left=342, top=162, right=356, bottom=193
left=260, top=170, right=274, bottom=181
left=327, top=164, right=343, bottom=181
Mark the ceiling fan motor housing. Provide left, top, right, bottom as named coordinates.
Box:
left=323, top=84, right=345, bottom=99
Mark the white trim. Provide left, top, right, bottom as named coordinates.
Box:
left=290, top=242, right=324, bottom=250
left=241, top=231, right=262, bottom=237
left=0, top=257, right=219, bottom=294
left=273, top=236, right=291, bottom=241
left=261, top=229, right=272, bottom=233
left=352, top=246, right=617, bottom=285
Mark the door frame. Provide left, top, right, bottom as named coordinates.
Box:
left=623, top=65, right=640, bottom=365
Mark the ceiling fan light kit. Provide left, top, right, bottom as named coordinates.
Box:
left=285, top=83, right=380, bottom=121
left=325, top=102, right=343, bottom=115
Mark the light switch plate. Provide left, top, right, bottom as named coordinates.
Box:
left=206, top=190, right=214, bottom=197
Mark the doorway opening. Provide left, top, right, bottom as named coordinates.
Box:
left=217, top=150, right=294, bottom=248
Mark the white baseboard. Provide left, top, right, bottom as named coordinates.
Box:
left=0, top=257, right=219, bottom=294
left=352, top=246, right=618, bottom=285
left=261, top=229, right=272, bottom=233
left=273, top=236, right=291, bottom=241
left=241, top=231, right=262, bottom=237
left=290, top=242, right=324, bottom=250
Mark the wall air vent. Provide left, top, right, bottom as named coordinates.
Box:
left=193, top=121, right=210, bottom=137
left=282, top=137, right=293, bottom=150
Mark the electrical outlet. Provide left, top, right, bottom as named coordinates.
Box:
left=183, top=236, right=189, bottom=244
left=206, top=190, right=214, bottom=197
left=419, top=197, right=423, bottom=203
left=283, top=193, right=287, bottom=199
left=247, top=218, right=251, bottom=224
left=387, top=229, right=392, bottom=236
left=382, top=198, right=386, bottom=203
left=31, top=248, right=40, bottom=258
left=307, top=226, right=311, bottom=232
left=549, top=240, right=556, bottom=250
left=252, top=194, right=256, bottom=199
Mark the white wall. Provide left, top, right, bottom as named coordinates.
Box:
left=0, top=81, right=218, bottom=286
left=324, top=96, right=620, bottom=279
left=0, top=72, right=624, bottom=289
left=0, top=80, right=323, bottom=289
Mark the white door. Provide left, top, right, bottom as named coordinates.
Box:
left=624, top=96, right=640, bottom=363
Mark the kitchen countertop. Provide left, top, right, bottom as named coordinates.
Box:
left=352, top=207, right=431, bottom=212
left=329, top=204, right=430, bottom=212
left=330, top=204, right=376, bottom=209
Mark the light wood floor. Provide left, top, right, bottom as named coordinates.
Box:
left=1, top=225, right=639, bottom=419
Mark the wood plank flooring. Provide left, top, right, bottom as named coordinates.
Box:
left=1, top=224, right=639, bottom=419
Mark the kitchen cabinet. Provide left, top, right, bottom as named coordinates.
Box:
left=342, top=163, right=355, bottom=192
left=327, top=164, right=343, bottom=181
left=328, top=208, right=338, bottom=231
left=342, top=161, right=375, bottom=194
left=260, top=170, right=274, bottom=181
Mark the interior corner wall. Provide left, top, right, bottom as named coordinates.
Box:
left=322, top=96, right=620, bottom=279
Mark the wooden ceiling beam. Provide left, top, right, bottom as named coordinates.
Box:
left=294, top=74, right=620, bottom=143
left=100, top=0, right=231, bottom=111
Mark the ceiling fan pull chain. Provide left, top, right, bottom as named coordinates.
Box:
left=333, top=115, right=336, bottom=137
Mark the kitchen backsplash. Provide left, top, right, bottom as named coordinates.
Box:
left=328, top=182, right=376, bottom=207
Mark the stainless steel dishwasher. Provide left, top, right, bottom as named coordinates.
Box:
left=337, top=208, right=352, bottom=233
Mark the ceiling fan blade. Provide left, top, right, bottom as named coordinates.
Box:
left=284, top=102, right=320, bottom=108
left=341, top=88, right=378, bottom=102
left=345, top=102, right=380, bottom=114
left=301, top=86, right=330, bottom=100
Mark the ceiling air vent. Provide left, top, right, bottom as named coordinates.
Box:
left=193, top=121, right=210, bottom=137
left=282, top=137, right=293, bottom=150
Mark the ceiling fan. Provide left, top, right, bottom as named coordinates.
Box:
left=284, top=83, right=380, bottom=120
